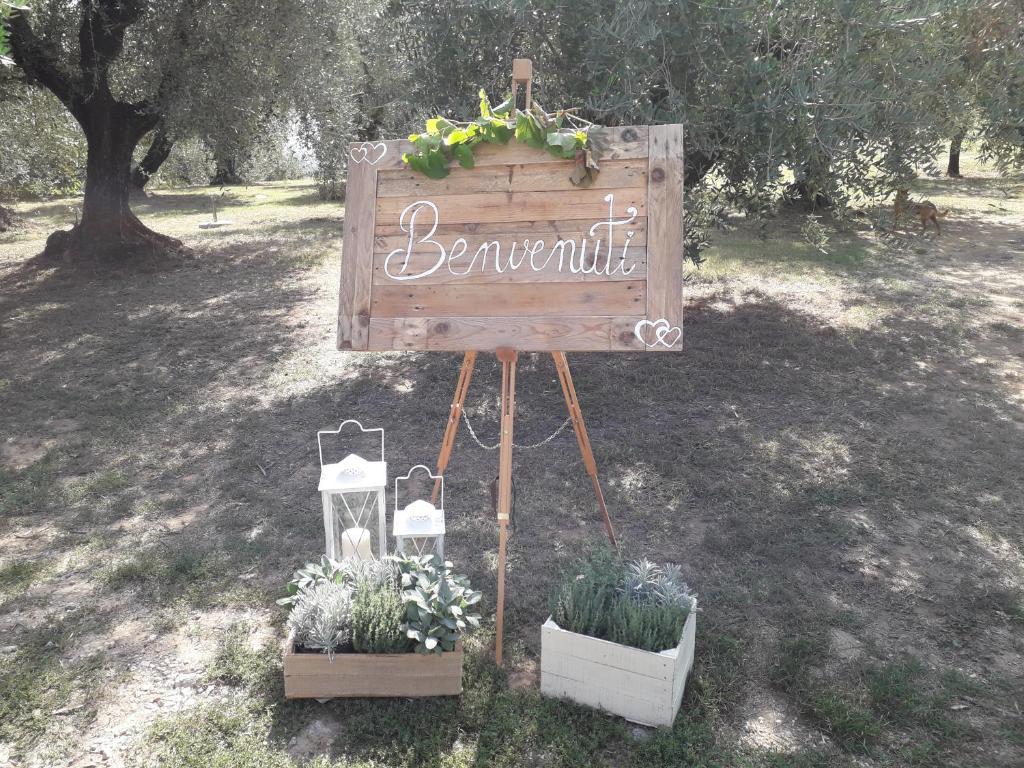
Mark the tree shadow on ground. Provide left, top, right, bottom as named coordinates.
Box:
left=1, top=209, right=1022, bottom=765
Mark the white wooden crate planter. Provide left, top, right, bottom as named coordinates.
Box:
left=540, top=600, right=697, bottom=727
left=283, top=631, right=463, bottom=699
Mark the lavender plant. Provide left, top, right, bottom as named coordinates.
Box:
left=287, top=581, right=354, bottom=657
left=551, top=554, right=696, bottom=652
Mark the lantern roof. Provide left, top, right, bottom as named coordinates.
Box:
left=393, top=498, right=446, bottom=537
left=319, top=453, right=387, bottom=492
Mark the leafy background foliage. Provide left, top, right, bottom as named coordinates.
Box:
left=3, top=0, right=1023, bottom=228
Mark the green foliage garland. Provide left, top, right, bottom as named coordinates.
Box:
left=403, top=89, right=600, bottom=186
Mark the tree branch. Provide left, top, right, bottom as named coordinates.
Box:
left=8, top=8, right=77, bottom=105
left=79, top=0, right=146, bottom=84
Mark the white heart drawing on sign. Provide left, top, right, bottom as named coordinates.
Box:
left=349, top=142, right=387, bottom=165
left=634, top=318, right=682, bottom=348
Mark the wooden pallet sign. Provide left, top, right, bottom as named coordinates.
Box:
left=337, top=124, right=684, bottom=353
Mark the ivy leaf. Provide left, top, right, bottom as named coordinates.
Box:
left=483, top=120, right=513, bottom=144
left=546, top=131, right=577, bottom=158
left=426, top=117, right=456, bottom=137
left=452, top=143, right=475, bottom=169
left=491, top=95, right=514, bottom=117
left=514, top=114, right=532, bottom=143
left=569, top=161, right=590, bottom=187
left=423, top=150, right=450, bottom=179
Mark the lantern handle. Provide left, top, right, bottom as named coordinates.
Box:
left=394, top=464, right=442, bottom=512
left=316, top=419, right=385, bottom=468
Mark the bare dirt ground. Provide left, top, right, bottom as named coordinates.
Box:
left=0, top=173, right=1022, bottom=767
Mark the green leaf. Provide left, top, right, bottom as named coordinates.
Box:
left=491, top=95, right=514, bottom=117
left=452, top=143, right=475, bottom=169
left=426, top=117, right=456, bottom=137
left=423, top=150, right=450, bottom=179
left=478, top=88, right=492, bottom=119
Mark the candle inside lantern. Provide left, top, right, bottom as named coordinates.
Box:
left=341, top=526, right=372, bottom=560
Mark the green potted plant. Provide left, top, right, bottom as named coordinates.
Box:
left=541, top=553, right=697, bottom=726
left=280, top=554, right=481, bottom=698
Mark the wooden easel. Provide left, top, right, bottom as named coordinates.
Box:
left=429, top=61, right=617, bottom=665
left=431, top=349, right=617, bottom=665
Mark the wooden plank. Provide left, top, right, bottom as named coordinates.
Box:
left=283, top=636, right=463, bottom=698
left=539, top=612, right=696, bottom=727
left=375, top=217, right=648, bottom=248
left=376, top=188, right=646, bottom=227
left=376, top=159, right=647, bottom=198
left=371, top=281, right=644, bottom=319
left=541, top=671, right=671, bottom=726
left=337, top=155, right=378, bottom=350
left=540, top=620, right=675, bottom=679
left=367, top=316, right=646, bottom=352
left=609, top=316, right=647, bottom=351
left=643, top=124, right=685, bottom=352
left=372, top=247, right=647, bottom=285
left=372, top=125, right=650, bottom=171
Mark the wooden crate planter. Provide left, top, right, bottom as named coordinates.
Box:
left=540, top=602, right=697, bottom=727
left=283, top=633, right=463, bottom=698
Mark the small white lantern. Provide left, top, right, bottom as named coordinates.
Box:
left=393, top=465, right=446, bottom=558
left=317, top=420, right=387, bottom=561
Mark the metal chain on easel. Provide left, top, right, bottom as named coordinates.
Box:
left=461, top=408, right=573, bottom=451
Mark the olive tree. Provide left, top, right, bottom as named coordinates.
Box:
left=7, top=0, right=350, bottom=262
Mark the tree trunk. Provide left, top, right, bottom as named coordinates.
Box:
left=947, top=131, right=965, bottom=177
left=43, top=101, right=182, bottom=262
left=131, top=124, right=174, bottom=190
left=210, top=157, right=243, bottom=186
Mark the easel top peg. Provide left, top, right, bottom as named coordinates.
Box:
left=511, top=58, right=533, bottom=111
left=511, top=58, right=532, bottom=80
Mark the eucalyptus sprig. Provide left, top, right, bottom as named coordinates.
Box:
left=403, top=89, right=601, bottom=186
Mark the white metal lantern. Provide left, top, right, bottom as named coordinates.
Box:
left=317, top=420, right=387, bottom=561
left=393, top=465, right=446, bottom=558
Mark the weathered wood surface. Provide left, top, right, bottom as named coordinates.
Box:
left=337, top=155, right=377, bottom=350
left=642, top=124, right=685, bottom=352
left=371, top=281, right=644, bottom=319
left=337, top=123, right=683, bottom=353
left=376, top=159, right=647, bottom=197
left=540, top=605, right=696, bottom=727
left=372, top=248, right=648, bottom=285
left=376, top=188, right=646, bottom=226
left=375, top=218, right=648, bottom=249
left=367, top=126, right=650, bottom=171
left=367, top=316, right=646, bottom=352
left=283, top=636, right=464, bottom=698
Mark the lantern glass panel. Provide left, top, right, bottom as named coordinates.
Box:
left=317, top=422, right=388, bottom=561
left=324, top=489, right=386, bottom=561
left=394, top=500, right=445, bottom=558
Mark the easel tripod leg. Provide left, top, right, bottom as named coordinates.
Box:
left=494, top=347, right=518, bottom=666
left=551, top=352, right=617, bottom=547
left=432, top=351, right=477, bottom=504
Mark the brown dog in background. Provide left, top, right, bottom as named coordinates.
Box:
left=894, top=188, right=949, bottom=234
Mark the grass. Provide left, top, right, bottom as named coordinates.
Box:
left=1, top=155, right=1023, bottom=766
left=0, top=558, right=45, bottom=594
left=767, top=635, right=977, bottom=760
left=0, top=615, right=106, bottom=761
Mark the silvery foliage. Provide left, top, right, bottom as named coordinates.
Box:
left=287, top=581, right=354, bottom=656
left=620, top=559, right=696, bottom=611
left=391, top=553, right=482, bottom=654
left=344, top=557, right=399, bottom=594
left=277, top=555, right=397, bottom=607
